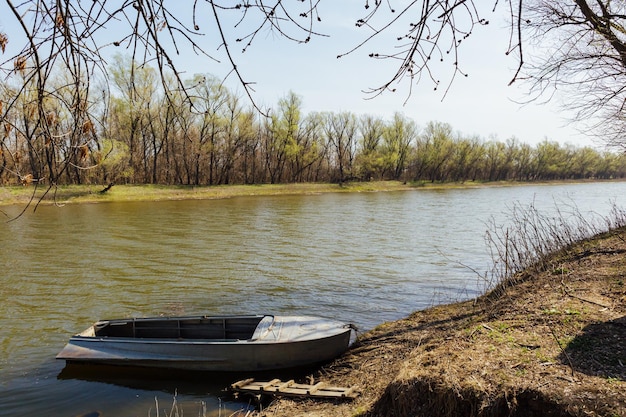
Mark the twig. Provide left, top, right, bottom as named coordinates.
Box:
left=547, top=321, right=576, bottom=378
left=561, top=279, right=611, bottom=309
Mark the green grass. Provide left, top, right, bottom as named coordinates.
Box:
left=0, top=181, right=423, bottom=206
left=0, top=180, right=497, bottom=206
left=0, top=179, right=610, bottom=207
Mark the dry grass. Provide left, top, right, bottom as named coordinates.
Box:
left=257, top=228, right=626, bottom=417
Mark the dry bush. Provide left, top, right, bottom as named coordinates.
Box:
left=483, top=200, right=626, bottom=296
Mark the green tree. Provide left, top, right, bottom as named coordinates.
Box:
left=415, top=121, right=456, bottom=182
left=533, top=140, right=570, bottom=180
left=484, top=139, right=518, bottom=182
left=96, top=138, right=131, bottom=184
left=291, top=113, right=325, bottom=183
left=188, top=74, right=230, bottom=185
left=570, top=147, right=602, bottom=179
left=217, top=93, right=251, bottom=185
left=323, top=112, right=358, bottom=183
left=355, top=115, right=386, bottom=180
left=238, top=111, right=262, bottom=184
left=512, top=142, right=535, bottom=181
left=264, top=91, right=302, bottom=184
left=449, top=136, right=484, bottom=182
left=109, top=54, right=158, bottom=183
left=381, top=113, right=417, bottom=180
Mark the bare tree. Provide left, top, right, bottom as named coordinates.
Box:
left=521, top=1, right=626, bottom=146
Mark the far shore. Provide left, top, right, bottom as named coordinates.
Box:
left=0, top=179, right=618, bottom=207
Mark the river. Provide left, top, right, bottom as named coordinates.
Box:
left=1, top=182, right=625, bottom=416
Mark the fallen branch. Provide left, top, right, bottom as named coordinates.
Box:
left=100, top=183, right=114, bottom=194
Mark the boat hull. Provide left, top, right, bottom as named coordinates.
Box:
left=57, top=315, right=353, bottom=372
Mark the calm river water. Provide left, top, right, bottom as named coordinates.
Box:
left=1, top=182, right=625, bottom=416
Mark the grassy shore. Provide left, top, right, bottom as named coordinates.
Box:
left=0, top=179, right=606, bottom=207
left=0, top=181, right=418, bottom=206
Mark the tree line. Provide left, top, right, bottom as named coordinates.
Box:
left=1, top=56, right=625, bottom=188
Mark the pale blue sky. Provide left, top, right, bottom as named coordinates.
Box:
left=0, top=2, right=595, bottom=148
left=173, top=2, right=594, bottom=148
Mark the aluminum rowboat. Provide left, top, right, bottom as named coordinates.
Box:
left=56, top=314, right=353, bottom=371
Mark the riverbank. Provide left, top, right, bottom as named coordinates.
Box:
left=0, top=179, right=611, bottom=207
left=257, top=228, right=626, bottom=416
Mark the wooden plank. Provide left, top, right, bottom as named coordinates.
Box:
left=342, top=386, right=356, bottom=398
left=307, top=381, right=326, bottom=394
left=260, top=378, right=282, bottom=391
left=231, top=379, right=359, bottom=400
left=275, top=379, right=295, bottom=391
left=231, top=378, right=255, bottom=389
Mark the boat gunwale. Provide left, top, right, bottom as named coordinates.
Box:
left=68, top=326, right=352, bottom=345
left=67, top=314, right=352, bottom=345
left=94, top=313, right=267, bottom=325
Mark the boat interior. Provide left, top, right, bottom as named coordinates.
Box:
left=92, top=315, right=267, bottom=340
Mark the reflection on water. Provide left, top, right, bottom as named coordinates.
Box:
left=57, top=362, right=323, bottom=395
left=1, top=182, right=626, bottom=416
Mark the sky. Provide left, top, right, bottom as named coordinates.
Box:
left=170, top=1, right=597, bottom=148
left=0, top=1, right=599, bottom=148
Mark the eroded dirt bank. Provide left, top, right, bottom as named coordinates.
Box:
left=257, top=228, right=626, bottom=417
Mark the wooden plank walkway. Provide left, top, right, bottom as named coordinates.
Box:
left=231, top=378, right=359, bottom=400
